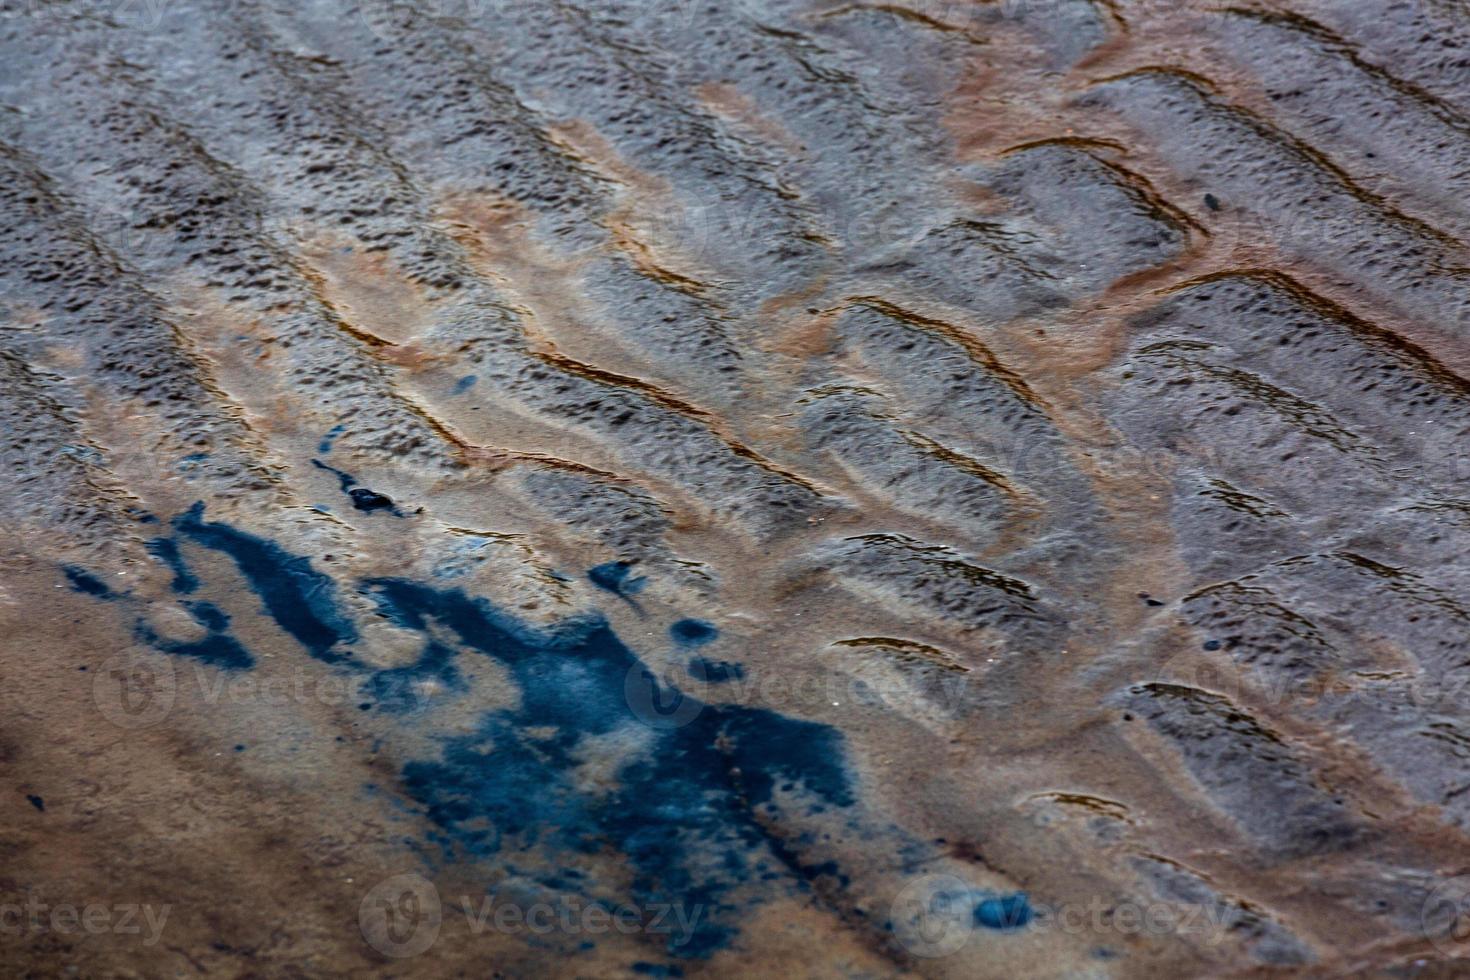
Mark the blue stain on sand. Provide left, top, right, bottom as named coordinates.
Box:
left=147, top=538, right=199, bottom=594
left=588, top=560, right=646, bottom=597
left=453, top=374, right=478, bottom=394
left=177, top=452, right=210, bottom=474
left=688, top=658, right=743, bottom=684
left=134, top=599, right=254, bottom=670
left=373, top=578, right=854, bottom=955
left=312, top=459, right=403, bottom=515
left=175, top=502, right=357, bottom=664
left=974, top=893, right=1033, bottom=930
left=64, top=504, right=865, bottom=959
left=63, top=565, right=115, bottom=599
left=588, top=560, right=648, bottom=613
left=670, top=619, right=718, bottom=647
left=318, top=424, right=346, bottom=454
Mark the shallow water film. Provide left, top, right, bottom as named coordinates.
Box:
left=3, top=0, right=1470, bottom=976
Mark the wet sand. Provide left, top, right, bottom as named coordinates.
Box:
left=2, top=0, right=1470, bottom=975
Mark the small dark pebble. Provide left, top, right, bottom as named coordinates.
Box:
left=1203, top=193, right=1221, bottom=211
left=358, top=702, right=372, bottom=711
left=1202, top=639, right=1222, bottom=651
left=234, top=744, right=246, bottom=752
left=348, top=487, right=395, bottom=512
left=26, top=795, right=44, bottom=812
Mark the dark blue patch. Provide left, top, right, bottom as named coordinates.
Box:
left=174, top=502, right=355, bottom=663
left=313, top=458, right=359, bottom=493
left=688, top=658, right=743, bottom=683
left=313, top=459, right=403, bottom=515
left=113, top=512, right=863, bottom=958
left=670, top=619, right=718, bottom=647
left=184, top=600, right=230, bottom=633
left=1202, top=639, right=1222, bottom=651
left=588, top=561, right=646, bottom=599
left=453, top=374, right=478, bottom=394
left=137, top=599, right=255, bottom=671
left=136, top=628, right=253, bottom=670
left=365, top=640, right=463, bottom=714
left=974, top=893, right=1032, bottom=930
left=371, top=578, right=854, bottom=958
left=632, top=964, right=684, bottom=978
left=349, top=487, right=396, bottom=512
left=26, top=794, right=43, bottom=812
left=147, top=538, right=199, bottom=594
left=63, top=566, right=114, bottom=599
left=319, top=424, right=346, bottom=454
